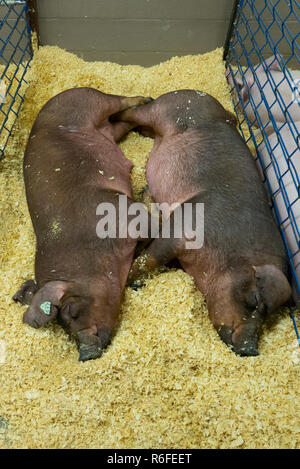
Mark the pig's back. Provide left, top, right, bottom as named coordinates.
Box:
left=148, top=123, right=286, bottom=261
left=24, top=125, right=132, bottom=246
left=147, top=124, right=267, bottom=209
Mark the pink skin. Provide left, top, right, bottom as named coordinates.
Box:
left=13, top=88, right=152, bottom=361
left=257, top=121, right=300, bottom=304
left=116, top=90, right=292, bottom=356
left=226, top=55, right=300, bottom=134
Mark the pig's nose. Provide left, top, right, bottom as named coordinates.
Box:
left=78, top=342, right=102, bottom=362
left=77, top=327, right=112, bottom=362
left=232, top=338, right=259, bottom=357
left=217, top=325, right=259, bottom=356
left=232, top=325, right=259, bottom=357
left=217, top=325, right=234, bottom=347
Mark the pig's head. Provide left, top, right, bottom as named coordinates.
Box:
left=208, top=264, right=291, bottom=356
left=23, top=280, right=116, bottom=361
left=225, top=55, right=282, bottom=106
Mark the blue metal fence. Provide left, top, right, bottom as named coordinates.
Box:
left=0, top=0, right=33, bottom=160
left=225, top=0, right=300, bottom=343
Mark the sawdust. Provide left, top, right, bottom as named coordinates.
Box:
left=50, top=219, right=62, bottom=239
left=0, top=46, right=299, bottom=449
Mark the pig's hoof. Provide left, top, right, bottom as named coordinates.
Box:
left=130, top=281, right=145, bottom=291
left=13, top=280, right=37, bottom=305
left=136, top=97, right=154, bottom=105
left=140, top=184, right=149, bottom=197
left=131, top=96, right=154, bottom=109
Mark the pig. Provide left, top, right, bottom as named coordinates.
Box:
left=116, top=89, right=292, bottom=356
left=226, top=55, right=300, bottom=134
left=13, top=87, right=152, bottom=361
left=256, top=121, right=300, bottom=306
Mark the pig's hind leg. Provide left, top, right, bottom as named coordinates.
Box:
left=13, top=279, right=38, bottom=305
left=110, top=121, right=137, bottom=142
left=109, top=97, right=154, bottom=141
left=128, top=201, right=189, bottom=287
left=114, top=100, right=155, bottom=130
left=127, top=234, right=183, bottom=287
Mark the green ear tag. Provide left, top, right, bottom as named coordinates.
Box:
left=40, top=301, right=51, bottom=315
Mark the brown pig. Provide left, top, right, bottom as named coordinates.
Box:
left=116, top=90, right=292, bottom=356
left=13, top=87, right=152, bottom=361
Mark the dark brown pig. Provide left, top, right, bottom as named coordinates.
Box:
left=116, top=90, right=292, bottom=356
left=13, top=87, right=152, bottom=361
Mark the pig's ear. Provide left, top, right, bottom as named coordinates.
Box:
left=253, top=265, right=292, bottom=313
left=254, top=55, right=281, bottom=74
left=23, top=281, right=69, bottom=328
left=265, top=54, right=282, bottom=71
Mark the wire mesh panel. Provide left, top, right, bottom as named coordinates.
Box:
left=0, top=0, right=33, bottom=160
left=225, top=0, right=300, bottom=299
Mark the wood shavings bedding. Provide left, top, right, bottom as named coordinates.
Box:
left=0, top=46, right=299, bottom=449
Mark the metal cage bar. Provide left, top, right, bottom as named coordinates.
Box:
left=0, top=0, right=34, bottom=160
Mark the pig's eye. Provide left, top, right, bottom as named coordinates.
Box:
left=61, top=303, right=70, bottom=315
left=245, top=291, right=259, bottom=309
left=61, top=302, right=80, bottom=319
left=69, top=303, right=81, bottom=319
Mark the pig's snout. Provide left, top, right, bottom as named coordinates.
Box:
left=232, top=332, right=259, bottom=357
left=77, top=327, right=112, bottom=362
left=78, top=342, right=102, bottom=362
left=218, top=323, right=259, bottom=357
